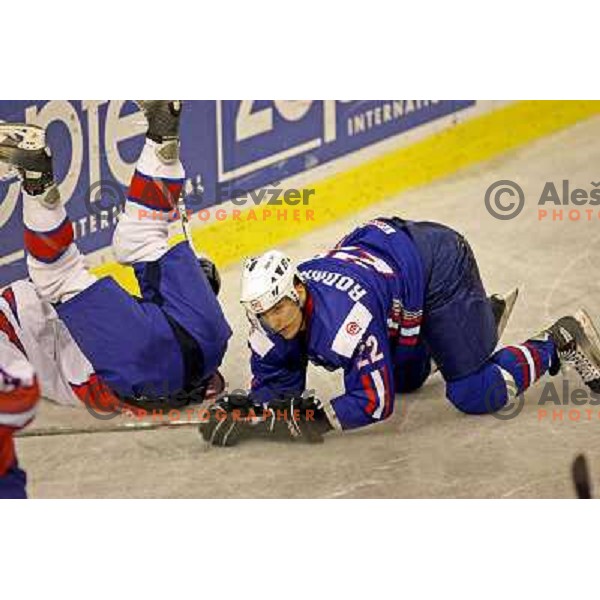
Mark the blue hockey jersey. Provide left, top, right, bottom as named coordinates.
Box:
left=248, top=218, right=427, bottom=430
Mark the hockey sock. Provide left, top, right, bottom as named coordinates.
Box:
left=492, top=338, right=557, bottom=394
left=446, top=337, right=557, bottom=414
left=112, top=139, right=185, bottom=265
left=23, top=188, right=95, bottom=304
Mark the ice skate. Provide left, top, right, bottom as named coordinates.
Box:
left=545, top=308, right=600, bottom=393
left=135, top=101, right=182, bottom=164
left=0, top=122, right=59, bottom=207
left=490, top=287, right=519, bottom=340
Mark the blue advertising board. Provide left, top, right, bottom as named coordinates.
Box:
left=0, top=100, right=474, bottom=286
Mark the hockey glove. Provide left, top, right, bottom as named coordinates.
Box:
left=198, top=392, right=255, bottom=447
left=263, top=394, right=333, bottom=443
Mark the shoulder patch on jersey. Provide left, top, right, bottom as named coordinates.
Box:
left=331, top=302, right=373, bottom=358
left=248, top=326, right=275, bottom=358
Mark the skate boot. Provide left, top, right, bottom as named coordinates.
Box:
left=0, top=123, right=59, bottom=208
left=545, top=309, right=600, bottom=393
left=136, top=101, right=182, bottom=164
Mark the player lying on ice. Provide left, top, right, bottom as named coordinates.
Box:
left=0, top=101, right=231, bottom=415
left=200, top=217, right=600, bottom=446
left=0, top=335, right=39, bottom=499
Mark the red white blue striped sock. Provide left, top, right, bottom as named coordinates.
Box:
left=492, top=338, right=557, bottom=393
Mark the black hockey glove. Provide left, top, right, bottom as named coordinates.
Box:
left=257, top=393, right=333, bottom=444
left=198, top=392, right=255, bottom=447
left=199, top=392, right=333, bottom=447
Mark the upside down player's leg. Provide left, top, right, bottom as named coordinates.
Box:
left=59, top=102, right=231, bottom=401
left=0, top=123, right=168, bottom=401
left=114, top=102, right=231, bottom=390
left=0, top=123, right=96, bottom=304
left=22, top=190, right=97, bottom=304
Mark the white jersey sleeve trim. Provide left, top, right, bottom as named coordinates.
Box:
left=249, top=326, right=275, bottom=358
left=371, top=369, right=387, bottom=420
left=332, top=302, right=373, bottom=359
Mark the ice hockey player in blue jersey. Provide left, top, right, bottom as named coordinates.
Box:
left=0, top=102, right=231, bottom=413
left=200, top=217, right=600, bottom=446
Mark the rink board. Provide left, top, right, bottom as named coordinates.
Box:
left=0, top=100, right=471, bottom=287
left=95, top=100, right=600, bottom=293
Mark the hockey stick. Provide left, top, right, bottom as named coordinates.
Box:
left=176, top=176, right=216, bottom=261
left=177, top=191, right=197, bottom=252
left=16, top=418, right=205, bottom=439
left=572, top=453, right=593, bottom=499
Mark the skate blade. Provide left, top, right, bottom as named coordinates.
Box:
left=574, top=308, right=600, bottom=367
left=0, top=123, right=45, bottom=150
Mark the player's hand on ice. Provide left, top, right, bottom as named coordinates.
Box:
left=263, top=394, right=332, bottom=444
left=199, top=392, right=333, bottom=447
left=198, top=393, right=254, bottom=447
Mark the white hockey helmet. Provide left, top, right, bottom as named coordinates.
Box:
left=240, top=250, right=303, bottom=315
